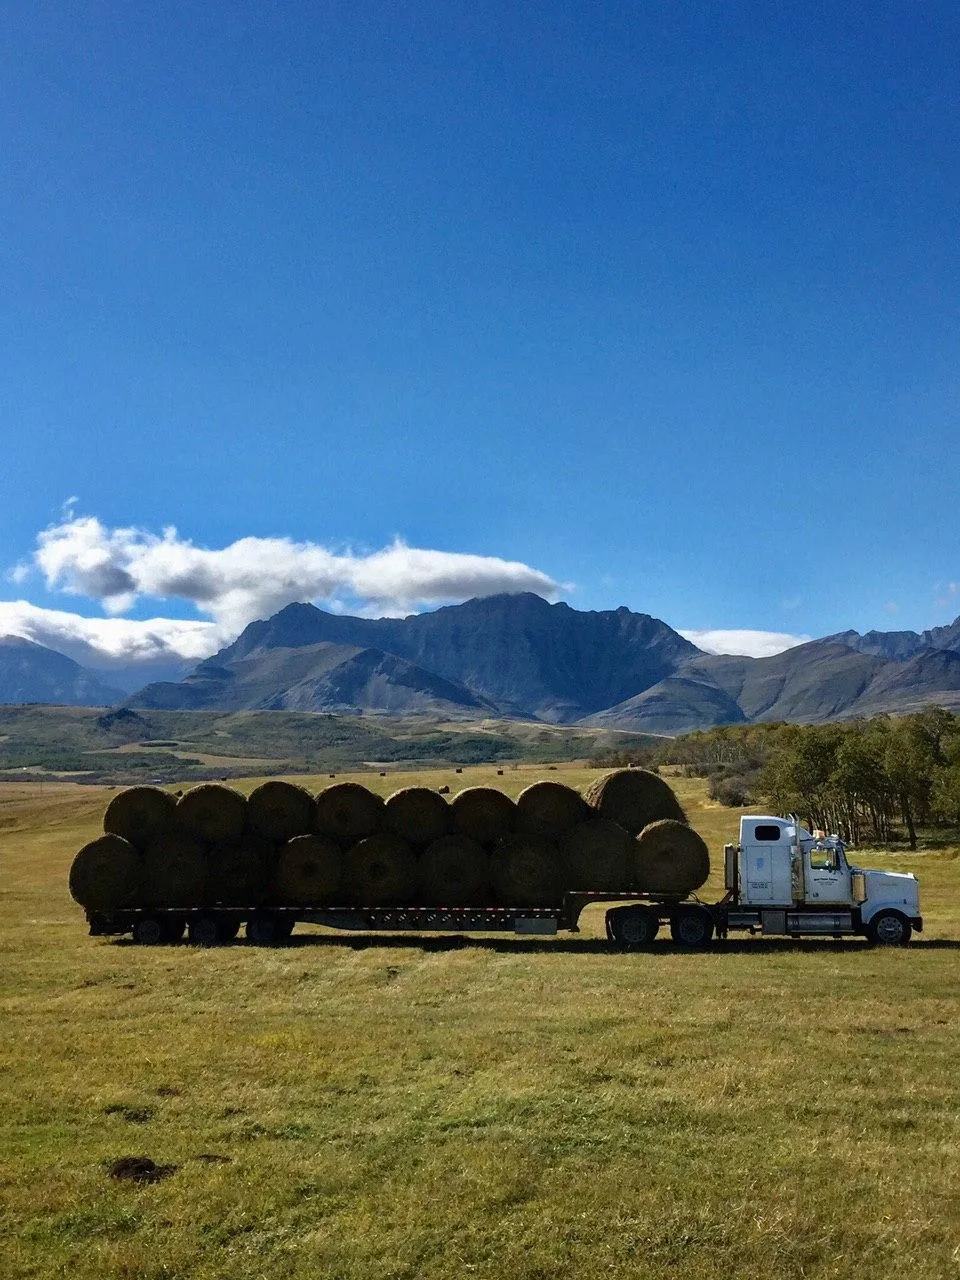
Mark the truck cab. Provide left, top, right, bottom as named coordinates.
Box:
left=725, top=816, right=922, bottom=944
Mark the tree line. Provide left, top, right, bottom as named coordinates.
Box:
left=592, top=707, right=960, bottom=848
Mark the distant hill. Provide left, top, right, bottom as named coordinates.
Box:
left=0, top=637, right=123, bottom=707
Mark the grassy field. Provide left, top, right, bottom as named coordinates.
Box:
left=2, top=766, right=960, bottom=1278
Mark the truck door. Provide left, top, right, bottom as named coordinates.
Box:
left=804, top=843, right=851, bottom=904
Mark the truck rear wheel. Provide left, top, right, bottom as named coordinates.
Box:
left=606, top=905, right=659, bottom=950
left=868, top=911, right=912, bottom=946
left=669, top=906, right=714, bottom=948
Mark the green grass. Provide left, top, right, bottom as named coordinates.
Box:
left=2, top=767, right=959, bottom=1278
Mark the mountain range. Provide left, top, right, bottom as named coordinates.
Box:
left=5, top=593, right=960, bottom=732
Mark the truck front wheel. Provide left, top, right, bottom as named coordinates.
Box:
left=669, top=906, right=714, bottom=948
left=867, top=911, right=912, bottom=946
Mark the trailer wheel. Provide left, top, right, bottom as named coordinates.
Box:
left=867, top=911, right=912, bottom=946
left=132, top=916, right=165, bottom=946
left=669, top=906, right=714, bottom=948
left=187, top=915, right=222, bottom=947
left=246, top=912, right=287, bottom=945
left=606, top=906, right=659, bottom=950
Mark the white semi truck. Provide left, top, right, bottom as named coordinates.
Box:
left=605, top=814, right=922, bottom=948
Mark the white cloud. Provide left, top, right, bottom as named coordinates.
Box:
left=0, top=600, right=223, bottom=667
left=679, top=628, right=811, bottom=658
left=28, top=513, right=564, bottom=633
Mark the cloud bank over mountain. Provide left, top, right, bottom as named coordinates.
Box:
left=1, top=511, right=809, bottom=668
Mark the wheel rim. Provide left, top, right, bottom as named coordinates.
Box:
left=190, top=917, right=219, bottom=946
left=875, top=914, right=905, bottom=944
left=621, top=913, right=653, bottom=946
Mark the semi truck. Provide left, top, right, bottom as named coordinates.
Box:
left=85, top=813, right=921, bottom=949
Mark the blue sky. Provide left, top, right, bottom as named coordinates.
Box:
left=2, top=1, right=958, bottom=667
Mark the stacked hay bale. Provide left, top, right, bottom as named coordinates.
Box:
left=69, top=767, right=708, bottom=917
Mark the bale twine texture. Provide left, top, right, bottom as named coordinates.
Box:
left=102, top=787, right=177, bottom=850
left=143, top=830, right=209, bottom=907
left=582, top=769, right=686, bottom=836
left=633, top=819, right=710, bottom=895
left=491, top=835, right=563, bottom=908
left=247, top=781, right=315, bottom=842
left=69, top=835, right=143, bottom=910
left=450, top=787, right=517, bottom=846
left=208, top=834, right=274, bottom=906
left=315, top=783, right=384, bottom=842
left=418, top=834, right=489, bottom=905
left=343, top=833, right=415, bottom=906
left=177, top=784, right=247, bottom=845
left=273, top=835, right=342, bottom=906
left=383, top=787, right=451, bottom=846
left=516, top=781, right=590, bottom=839
left=560, top=819, right=633, bottom=890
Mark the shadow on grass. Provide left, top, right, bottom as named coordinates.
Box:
left=110, top=934, right=960, bottom=954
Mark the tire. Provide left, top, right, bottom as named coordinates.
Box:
left=606, top=906, right=659, bottom=950
left=247, top=912, right=283, bottom=945
left=187, top=915, right=222, bottom=947
left=868, top=911, right=912, bottom=946
left=132, top=916, right=166, bottom=946
left=669, top=906, right=714, bottom=948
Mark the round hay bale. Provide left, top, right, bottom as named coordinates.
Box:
left=315, top=783, right=384, bottom=842
left=560, top=819, right=633, bottom=890
left=383, top=787, right=451, bottom=846
left=582, top=769, right=686, bottom=836
left=103, top=786, right=177, bottom=850
left=419, top=834, right=489, bottom=905
left=450, top=787, right=517, bottom=846
left=246, top=781, right=315, bottom=842
left=69, top=835, right=143, bottom=910
left=516, top=781, right=590, bottom=839
left=209, top=834, right=274, bottom=906
left=634, top=819, right=710, bottom=895
left=491, top=835, right=564, bottom=908
left=177, top=784, right=247, bottom=844
left=273, top=835, right=342, bottom=906
left=143, top=830, right=209, bottom=907
left=343, top=833, right=415, bottom=906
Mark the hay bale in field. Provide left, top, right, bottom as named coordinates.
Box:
left=102, top=786, right=177, bottom=850
left=419, top=834, right=489, bottom=905
left=516, top=781, right=590, bottom=839
left=143, top=830, right=209, bottom=907
left=69, top=835, right=143, bottom=910
left=209, top=834, right=274, bottom=906
left=560, top=819, right=633, bottom=890
left=246, top=780, right=315, bottom=842
left=177, top=784, right=247, bottom=845
left=383, top=786, right=451, bottom=846
left=272, top=834, right=342, bottom=906
left=450, top=787, right=517, bottom=846
left=582, top=769, right=685, bottom=836
left=634, top=819, right=710, bottom=895
left=343, top=833, right=415, bottom=906
left=491, top=834, right=564, bottom=908
left=315, top=783, right=383, bottom=842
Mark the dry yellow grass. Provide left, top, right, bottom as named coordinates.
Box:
left=1, top=766, right=959, bottom=1278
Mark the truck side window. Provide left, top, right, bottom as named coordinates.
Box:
left=809, top=845, right=837, bottom=871
left=753, top=825, right=781, bottom=841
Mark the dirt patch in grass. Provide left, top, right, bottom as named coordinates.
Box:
left=106, top=1156, right=178, bottom=1185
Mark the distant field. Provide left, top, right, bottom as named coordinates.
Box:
left=0, top=705, right=657, bottom=784
left=2, top=767, right=959, bottom=1278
